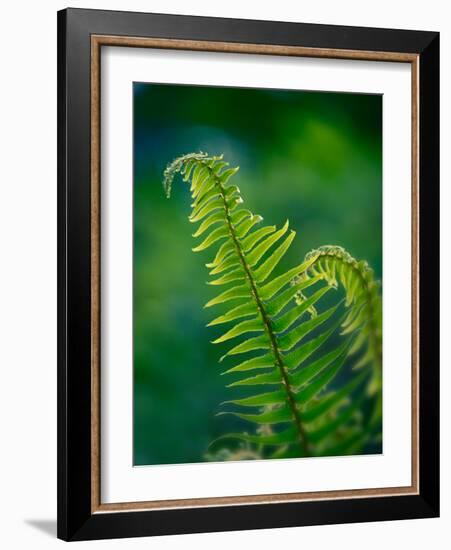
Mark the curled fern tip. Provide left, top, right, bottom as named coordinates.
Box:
left=163, top=152, right=210, bottom=198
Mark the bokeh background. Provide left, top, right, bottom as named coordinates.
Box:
left=133, top=82, right=382, bottom=466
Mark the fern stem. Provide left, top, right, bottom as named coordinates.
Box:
left=210, top=167, right=311, bottom=456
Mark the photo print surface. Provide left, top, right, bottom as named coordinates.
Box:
left=133, top=83, right=382, bottom=467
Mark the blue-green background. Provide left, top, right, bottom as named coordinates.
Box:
left=133, top=83, right=382, bottom=466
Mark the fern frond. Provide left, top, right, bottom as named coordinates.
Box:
left=293, top=245, right=383, bottom=443
left=163, top=153, right=382, bottom=459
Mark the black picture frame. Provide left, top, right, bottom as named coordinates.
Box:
left=57, top=7, right=439, bottom=541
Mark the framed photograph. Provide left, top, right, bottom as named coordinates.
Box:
left=57, top=8, right=439, bottom=541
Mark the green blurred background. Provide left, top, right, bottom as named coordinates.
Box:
left=133, top=83, right=382, bottom=466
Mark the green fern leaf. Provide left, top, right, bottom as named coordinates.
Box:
left=163, top=153, right=382, bottom=460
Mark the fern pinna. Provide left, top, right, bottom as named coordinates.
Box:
left=163, top=152, right=382, bottom=460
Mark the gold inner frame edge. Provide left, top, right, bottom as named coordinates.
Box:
left=90, top=35, right=420, bottom=514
